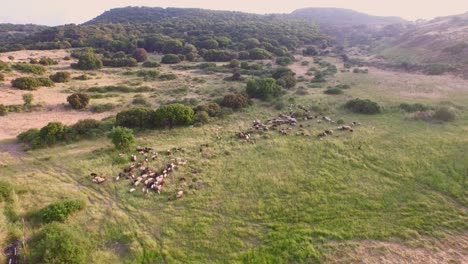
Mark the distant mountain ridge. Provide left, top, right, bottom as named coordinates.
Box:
left=290, top=8, right=407, bottom=26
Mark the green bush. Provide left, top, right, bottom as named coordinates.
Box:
left=275, top=57, right=293, bottom=66
left=40, top=200, right=85, bottom=223
left=272, top=67, right=294, bottom=79
left=132, top=48, right=148, bottom=62
left=13, top=63, right=46, bottom=74
left=102, top=57, right=138, bottom=67
left=0, top=72, right=4, bottom=81
left=0, top=180, right=12, bottom=202
left=152, top=104, right=194, bottom=128
left=109, top=126, right=135, bottom=150
left=303, top=46, right=319, bottom=56
left=228, top=59, right=240, bottom=68
left=142, top=61, right=160, bottom=68
left=67, top=93, right=90, bottom=109
left=433, top=107, right=456, bottom=122
left=38, top=122, right=69, bottom=146
left=116, top=107, right=153, bottom=128
left=17, top=128, right=40, bottom=147
left=70, top=119, right=107, bottom=138
left=29, top=223, right=88, bottom=264
left=87, top=85, right=152, bottom=93
left=0, top=60, right=8, bottom=71
left=277, top=75, right=296, bottom=89
left=0, top=104, right=7, bottom=116
left=132, top=97, right=149, bottom=106
left=194, top=111, right=210, bottom=125
left=221, top=93, right=249, bottom=109
left=345, top=98, right=381, bottom=114
left=246, top=78, right=282, bottom=100
left=39, top=57, right=58, bottom=66
left=399, top=103, right=429, bottom=113
left=91, top=103, right=115, bottom=113
left=197, top=102, right=221, bottom=117
left=23, top=93, right=33, bottom=106
left=136, top=70, right=159, bottom=80
left=161, top=54, right=181, bottom=64
left=249, top=48, right=272, bottom=60
left=71, top=51, right=102, bottom=70
left=11, top=77, right=54, bottom=90
left=159, top=73, right=177, bottom=81
left=73, top=74, right=91, bottom=80
left=50, top=71, right=71, bottom=83
left=324, top=88, right=344, bottom=95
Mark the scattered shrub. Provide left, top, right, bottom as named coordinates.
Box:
left=0, top=60, right=9, bottom=71
left=399, top=103, right=429, bottom=113
left=91, top=103, right=115, bottom=113
left=39, top=122, right=69, bottom=146
left=87, top=85, right=151, bottom=93
left=0, top=181, right=12, bottom=202
left=203, top=49, right=237, bottom=62
left=67, top=93, right=90, bottom=109
left=109, top=127, right=135, bottom=150
left=272, top=67, right=295, bottom=79
left=39, top=57, right=58, bottom=65
left=246, top=78, right=282, bottom=100
left=197, top=102, right=221, bottom=117
left=301, top=61, right=310, bottom=66
left=73, top=74, right=91, bottom=80
left=17, top=128, right=40, bottom=147
left=136, top=70, right=159, bottom=80
left=433, top=107, right=456, bottom=122
left=11, top=77, right=54, bottom=90
left=345, top=98, right=381, bottom=114
left=13, top=63, right=46, bottom=74
left=324, top=88, right=344, bottom=95
left=29, top=223, right=88, bottom=264
left=23, top=93, right=33, bottom=106
left=40, top=200, right=85, bottom=223
left=0, top=104, right=7, bottom=116
left=102, top=57, right=138, bottom=67
left=70, top=119, right=106, bottom=138
left=275, top=57, right=293, bottom=66
left=228, top=59, right=240, bottom=68
left=249, top=48, right=272, bottom=60
left=50, top=71, right=71, bottom=83
left=116, top=107, right=153, bottom=129
left=71, top=51, right=102, bottom=70
left=221, top=93, right=249, bottom=109
left=0, top=73, right=4, bottom=81
left=152, top=104, right=194, bottom=128
left=194, top=111, right=210, bottom=125
left=303, top=46, right=319, bottom=56
left=132, top=48, right=148, bottom=62
left=277, top=75, right=296, bottom=89
left=132, top=97, right=149, bottom=106
left=424, top=64, right=451, bottom=75
left=142, top=61, right=160, bottom=68
left=161, top=54, right=181, bottom=64
left=159, top=73, right=177, bottom=81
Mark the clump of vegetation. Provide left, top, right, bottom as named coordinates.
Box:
left=109, top=126, right=135, bottom=150
left=399, top=103, right=430, bottom=113
left=345, top=98, right=381, bottom=114
left=67, top=93, right=90, bottom=109
left=352, top=68, right=368, bottom=74
left=13, top=63, right=46, bottom=74
left=0, top=180, right=13, bottom=202
left=249, top=48, right=272, bottom=60
left=38, top=122, right=69, bottom=146
left=275, top=56, right=293, bottom=66
left=221, top=93, right=250, bottom=109
left=50, top=71, right=71, bottom=83
left=142, top=61, right=160, bottom=68
left=0, top=72, right=5, bottom=81
left=38, top=57, right=58, bottom=65
left=303, top=46, right=319, bottom=56
left=423, top=64, right=452, bottom=75
left=29, top=223, right=88, bottom=264
left=87, top=85, right=152, bottom=93
left=159, top=73, right=177, bottom=81
left=17, top=128, right=40, bottom=147
left=102, top=57, right=138, bottom=67
left=23, top=93, right=33, bottom=106
left=246, top=78, right=282, bottom=100
left=197, top=102, right=221, bottom=117
left=40, top=199, right=85, bottom=223
left=132, top=48, right=148, bottom=62
left=0, top=60, right=9, bottom=71
left=0, top=104, right=7, bottom=116
left=136, top=69, right=159, bottom=80
left=116, top=107, right=153, bottom=129
left=91, top=103, right=115, bottom=113
left=152, top=104, right=194, bottom=128
left=433, top=107, right=456, bottom=122
left=132, top=96, right=150, bottom=106
left=11, top=77, right=54, bottom=90
left=71, top=50, right=102, bottom=70
left=70, top=119, right=109, bottom=139
left=276, top=75, right=296, bottom=89
left=194, top=110, right=210, bottom=125
left=161, top=54, right=181, bottom=64
left=324, top=87, right=344, bottom=95
left=73, top=74, right=91, bottom=80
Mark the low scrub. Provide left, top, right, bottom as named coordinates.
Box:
left=399, top=103, right=430, bottom=113
left=67, top=93, right=90, bottom=109
left=13, top=63, right=46, bottom=74
left=159, top=73, right=177, bottom=81
left=197, top=102, right=221, bottom=117
left=40, top=199, right=85, bottom=223
left=87, top=85, right=152, bottom=93
left=50, top=71, right=71, bottom=83
left=142, top=61, right=160, bottom=68
left=109, top=126, right=135, bottom=150
left=345, top=98, right=381, bottom=114
left=11, top=77, right=54, bottom=90
left=221, top=93, right=250, bottom=109
left=246, top=78, right=282, bottom=100
left=91, top=103, right=115, bottom=113
left=324, top=88, right=344, bottom=95
left=152, top=104, right=194, bottom=128
left=433, top=107, right=456, bottom=122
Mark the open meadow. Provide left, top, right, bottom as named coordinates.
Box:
left=0, top=46, right=467, bottom=263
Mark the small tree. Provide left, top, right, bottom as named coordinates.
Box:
left=161, top=54, right=181, bottom=64
left=67, top=93, right=90, bottom=109
left=116, top=107, right=153, bottom=129
left=109, top=127, right=135, bottom=150
left=132, top=48, right=148, bottom=62
left=23, top=93, right=33, bottom=106
left=39, top=122, right=68, bottom=145
left=246, top=78, right=282, bottom=100
left=71, top=51, right=102, bottom=70
left=221, top=93, right=249, bottom=109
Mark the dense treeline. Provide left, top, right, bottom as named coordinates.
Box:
left=0, top=7, right=328, bottom=63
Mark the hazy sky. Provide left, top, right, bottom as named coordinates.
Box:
left=2, top=0, right=468, bottom=26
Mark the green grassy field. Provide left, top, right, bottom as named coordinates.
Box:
left=0, top=56, right=467, bottom=263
